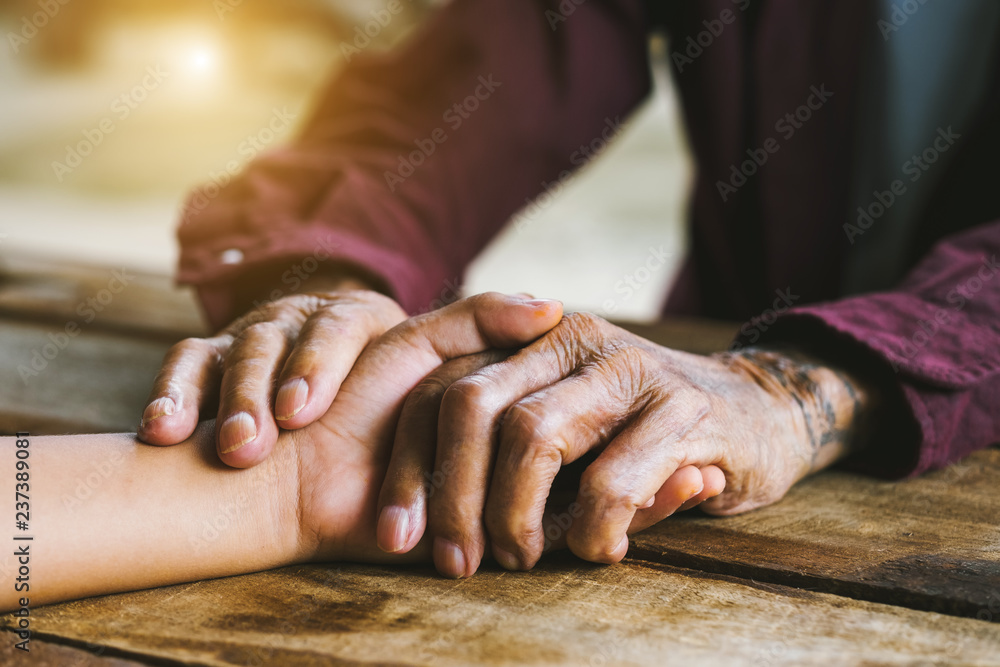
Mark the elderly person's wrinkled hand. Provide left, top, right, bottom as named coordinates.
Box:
left=374, top=311, right=876, bottom=578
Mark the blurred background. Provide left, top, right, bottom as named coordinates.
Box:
left=0, top=0, right=691, bottom=322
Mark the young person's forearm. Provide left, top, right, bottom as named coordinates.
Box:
left=0, top=425, right=302, bottom=611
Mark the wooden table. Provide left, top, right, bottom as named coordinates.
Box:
left=1, top=259, right=998, bottom=666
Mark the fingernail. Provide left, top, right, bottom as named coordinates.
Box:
left=141, top=397, right=175, bottom=428
left=377, top=506, right=410, bottom=553
left=687, top=482, right=705, bottom=502
left=434, top=537, right=467, bottom=579
left=524, top=298, right=560, bottom=307
left=219, top=412, right=257, bottom=454
left=493, top=546, right=521, bottom=571
left=615, top=535, right=629, bottom=557
left=639, top=496, right=655, bottom=509
left=275, top=378, right=309, bottom=421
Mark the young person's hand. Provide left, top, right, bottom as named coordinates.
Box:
left=0, top=293, right=565, bottom=611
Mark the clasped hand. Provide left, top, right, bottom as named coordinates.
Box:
left=139, top=290, right=867, bottom=577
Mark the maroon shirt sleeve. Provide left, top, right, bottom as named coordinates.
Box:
left=748, top=220, right=1000, bottom=478
left=177, top=0, right=651, bottom=330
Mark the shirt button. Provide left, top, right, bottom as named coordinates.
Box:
left=220, top=248, right=244, bottom=265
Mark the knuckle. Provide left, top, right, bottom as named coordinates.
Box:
left=560, top=311, right=608, bottom=339
left=501, top=400, right=564, bottom=463
left=595, top=343, right=648, bottom=397
left=532, top=311, right=609, bottom=373
left=579, top=467, right=643, bottom=514
left=440, top=374, right=496, bottom=418
left=299, top=311, right=350, bottom=345
left=170, top=337, right=214, bottom=359
left=239, top=321, right=287, bottom=345
left=568, top=532, right=618, bottom=564
left=383, top=316, right=422, bottom=348
left=485, top=508, right=542, bottom=551
left=406, top=374, right=451, bottom=410
left=271, top=301, right=308, bottom=323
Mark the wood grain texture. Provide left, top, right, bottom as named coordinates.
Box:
left=2, top=261, right=997, bottom=665
left=0, top=254, right=207, bottom=340
left=0, top=320, right=169, bottom=435
left=0, top=633, right=149, bottom=667
left=4, top=557, right=997, bottom=667
left=631, top=447, right=1000, bottom=621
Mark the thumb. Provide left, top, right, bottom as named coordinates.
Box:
left=350, top=292, right=562, bottom=388
left=325, top=293, right=562, bottom=453
left=409, top=291, right=563, bottom=355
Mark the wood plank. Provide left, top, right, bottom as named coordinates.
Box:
left=630, top=447, right=1000, bottom=621
left=0, top=634, right=148, bottom=667
left=0, top=253, right=207, bottom=340
left=5, top=260, right=995, bottom=631
left=0, top=319, right=169, bottom=435
left=4, top=557, right=997, bottom=666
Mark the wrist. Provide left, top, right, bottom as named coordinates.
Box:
left=259, top=429, right=311, bottom=566
left=718, top=346, right=876, bottom=473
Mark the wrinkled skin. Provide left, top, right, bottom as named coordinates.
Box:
left=373, top=312, right=872, bottom=577
left=142, top=290, right=871, bottom=575
left=285, top=293, right=566, bottom=562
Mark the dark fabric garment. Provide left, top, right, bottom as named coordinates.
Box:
left=176, top=0, right=1000, bottom=477
left=178, top=0, right=652, bottom=321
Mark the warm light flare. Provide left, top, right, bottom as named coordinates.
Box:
left=187, top=46, right=218, bottom=75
